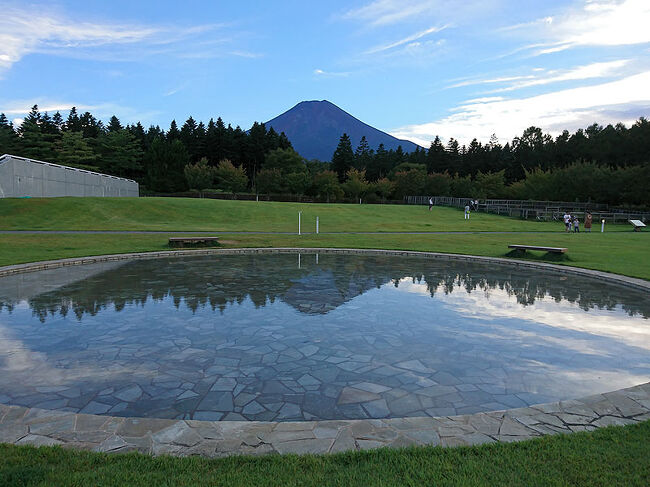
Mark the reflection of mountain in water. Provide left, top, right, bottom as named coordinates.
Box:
left=284, top=268, right=390, bottom=314
left=0, top=253, right=648, bottom=321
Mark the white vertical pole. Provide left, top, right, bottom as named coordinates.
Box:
left=298, top=211, right=301, bottom=236
left=316, top=216, right=319, bottom=234
left=298, top=253, right=301, bottom=269
left=316, top=253, right=319, bottom=264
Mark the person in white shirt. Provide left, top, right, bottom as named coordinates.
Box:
left=464, top=204, right=470, bottom=220
left=563, top=213, right=571, bottom=232
left=428, top=198, right=433, bottom=211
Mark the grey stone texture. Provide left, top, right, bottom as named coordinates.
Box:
left=0, top=154, right=138, bottom=198
left=1, top=382, right=648, bottom=457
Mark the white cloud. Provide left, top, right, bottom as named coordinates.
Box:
left=449, top=60, right=630, bottom=93
left=507, top=0, right=650, bottom=56
left=0, top=100, right=97, bottom=115
left=342, top=0, right=437, bottom=26
left=163, top=83, right=188, bottom=97
left=490, top=59, right=630, bottom=92
left=314, top=69, right=351, bottom=77
left=340, top=0, right=496, bottom=30
left=1, top=99, right=162, bottom=127
left=0, top=5, right=249, bottom=76
left=390, top=70, right=650, bottom=146
left=365, top=25, right=448, bottom=54
left=448, top=74, right=536, bottom=89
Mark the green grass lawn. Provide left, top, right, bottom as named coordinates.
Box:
left=0, top=197, right=648, bottom=486
left=1, top=421, right=649, bottom=487
left=1, top=231, right=648, bottom=279
left=0, top=196, right=631, bottom=233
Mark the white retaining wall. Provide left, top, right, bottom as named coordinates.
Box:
left=0, top=154, right=139, bottom=198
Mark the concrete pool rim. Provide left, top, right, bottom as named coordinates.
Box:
left=1, top=247, right=649, bottom=293
left=0, top=248, right=649, bottom=456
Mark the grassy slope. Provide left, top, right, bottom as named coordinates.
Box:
left=0, top=197, right=631, bottom=232
left=1, top=421, right=649, bottom=487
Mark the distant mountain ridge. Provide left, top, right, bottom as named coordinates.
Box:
left=264, top=100, right=422, bottom=162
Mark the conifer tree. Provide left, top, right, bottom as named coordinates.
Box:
left=331, top=133, right=354, bottom=181
left=51, top=112, right=64, bottom=133
left=354, top=136, right=373, bottom=171
left=426, top=136, right=446, bottom=173
left=56, top=131, right=98, bottom=168
left=18, top=105, right=56, bottom=161
left=144, top=137, right=189, bottom=192
left=79, top=112, right=103, bottom=139
left=107, top=115, right=123, bottom=133
left=65, top=107, right=82, bottom=132
left=0, top=114, right=19, bottom=155
left=167, top=120, right=180, bottom=141
left=247, top=121, right=268, bottom=179
left=180, top=116, right=199, bottom=160
left=98, top=129, right=143, bottom=178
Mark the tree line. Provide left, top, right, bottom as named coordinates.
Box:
left=0, top=105, right=648, bottom=205
left=0, top=105, right=291, bottom=193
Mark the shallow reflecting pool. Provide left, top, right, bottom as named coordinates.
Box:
left=0, top=252, right=648, bottom=421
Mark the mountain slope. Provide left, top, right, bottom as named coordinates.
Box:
left=265, top=100, right=422, bottom=161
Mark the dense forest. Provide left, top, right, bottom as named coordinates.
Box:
left=0, top=105, right=648, bottom=205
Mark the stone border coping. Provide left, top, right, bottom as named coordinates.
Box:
left=1, top=383, right=649, bottom=456
left=1, top=248, right=649, bottom=457
left=2, top=247, right=649, bottom=292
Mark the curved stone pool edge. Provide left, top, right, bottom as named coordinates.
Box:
left=1, top=248, right=649, bottom=457
left=1, top=382, right=649, bottom=456
left=1, top=247, right=649, bottom=292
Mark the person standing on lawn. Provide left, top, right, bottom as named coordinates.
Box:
left=585, top=212, right=593, bottom=232
left=563, top=212, right=571, bottom=232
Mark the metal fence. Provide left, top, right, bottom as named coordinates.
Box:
left=404, top=195, right=650, bottom=224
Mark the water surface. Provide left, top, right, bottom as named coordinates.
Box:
left=0, top=252, right=648, bottom=421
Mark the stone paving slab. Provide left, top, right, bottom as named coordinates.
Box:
left=1, top=381, right=648, bottom=457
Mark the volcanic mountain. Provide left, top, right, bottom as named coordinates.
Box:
left=265, top=100, right=422, bottom=161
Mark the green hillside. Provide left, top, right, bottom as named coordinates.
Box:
left=0, top=197, right=629, bottom=233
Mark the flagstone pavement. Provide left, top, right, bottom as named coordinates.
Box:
left=1, top=381, right=648, bottom=457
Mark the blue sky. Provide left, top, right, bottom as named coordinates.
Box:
left=1, top=0, right=649, bottom=146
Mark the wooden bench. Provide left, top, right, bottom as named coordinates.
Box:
left=508, top=244, right=567, bottom=254
left=169, top=237, right=220, bottom=248
left=629, top=219, right=646, bottom=232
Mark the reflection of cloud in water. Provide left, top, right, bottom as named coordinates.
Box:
left=0, top=313, right=155, bottom=387
left=396, top=278, right=650, bottom=352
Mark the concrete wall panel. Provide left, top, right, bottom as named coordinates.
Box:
left=0, top=155, right=139, bottom=198
left=0, top=160, right=14, bottom=197
left=43, top=164, right=65, bottom=183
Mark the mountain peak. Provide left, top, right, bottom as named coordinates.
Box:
left=265, top=101, right=421, bottom=161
